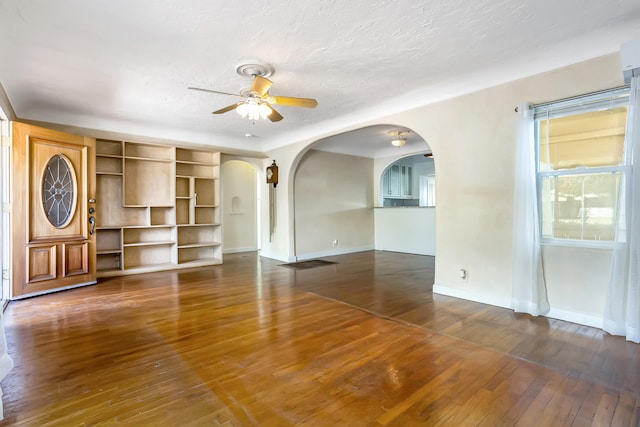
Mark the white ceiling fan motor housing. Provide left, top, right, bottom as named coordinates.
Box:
left=235, top=60, right=275, bottom=79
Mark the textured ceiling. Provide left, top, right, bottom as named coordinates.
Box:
left=1, top=0, right=640, bottom=157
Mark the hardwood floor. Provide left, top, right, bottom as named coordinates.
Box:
left=1, top=251, right=638, bottom=426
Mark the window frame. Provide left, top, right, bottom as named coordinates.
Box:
left=533, top=86, right=630, bottom=248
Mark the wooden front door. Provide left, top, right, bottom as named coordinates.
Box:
left=11, top=122, right=96, bottom=298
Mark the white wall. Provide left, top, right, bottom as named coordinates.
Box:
left=374, top=207, right=435, bottom=256
left=293, top=149, right=374, bottom=259
left=416, top=54, right=622, bottom=327
left=265, top=52, right=624, bottom=328
left=221, top=159, right=258, bottom=253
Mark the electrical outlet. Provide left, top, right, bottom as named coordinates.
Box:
left=459, top=269, right=467, bottom=281
left=2, top=270, right=9, bottom=280
left=332, top=239, right=338, bottom=247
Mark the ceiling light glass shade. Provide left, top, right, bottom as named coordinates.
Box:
left=236, top=99, right=272, bottom=120
left=391, top=139, right=406, bottom=147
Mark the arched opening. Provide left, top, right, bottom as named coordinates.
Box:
left=290, top=124, right=435, bottom=260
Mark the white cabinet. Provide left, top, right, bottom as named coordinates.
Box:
left=383, top=165, right=413, bottom=198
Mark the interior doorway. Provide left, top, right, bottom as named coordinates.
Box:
left=0, top=116, right=9, bottom=303
left=221, top=159, right=259, bottom=254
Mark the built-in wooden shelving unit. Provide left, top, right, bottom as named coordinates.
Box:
left=95, top=140, right=221, bottom=278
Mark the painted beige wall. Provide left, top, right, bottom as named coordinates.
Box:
left=265, top=53, right=623, bottom=326
left=221, top=159, right=257, bottom=253
left=409, top=53, right=622, bottom=325
left=374, top=208, right=435, bottom=256
left=293, top=149, right=374, bottom=259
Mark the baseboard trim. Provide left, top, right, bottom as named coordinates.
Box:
left=257, top=249, right=290, bottom=263
left=434, top=284, right=604, bottom=329
left=295, top=245, right=374, bottom=262
left=223, top=247, right=257, bottom=254
left=546, top=308, right=603, bottom=329
left=433, top=284, right=511, bottom=309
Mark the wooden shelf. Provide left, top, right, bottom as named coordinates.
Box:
left=176, top=160, right=215, bottom=166
left=96, top=172, right=123, bottom=176
left=177, top=258, right=222, bottom=268
left=123, top=241, right=175, bottom=247
left=124, top=156, right=174, bottom=163
left=121, top=262, right=178, bottom=273
left=178, top=242, right=221, bottom=249
left=96, top=249, right=122, bottom=255
left=96, top=154, right=123, bottom=159
left=121, top=225, right=172, bottom=229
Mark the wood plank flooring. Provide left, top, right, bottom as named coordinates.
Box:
left=1, top=251, right=638, bottom=426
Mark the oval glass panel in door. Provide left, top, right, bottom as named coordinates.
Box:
left=42, top=154, right=77, bottom=228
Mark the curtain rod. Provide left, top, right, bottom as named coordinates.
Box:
left=514, top=84, right=630, bottom=112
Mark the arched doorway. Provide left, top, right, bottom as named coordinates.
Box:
left=290, top=124, right=435, bottom=259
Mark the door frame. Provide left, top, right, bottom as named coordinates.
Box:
left=0, top=115, right=9, bottom=304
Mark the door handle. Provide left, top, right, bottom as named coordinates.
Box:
left=89, top=216, right=95, bottom=235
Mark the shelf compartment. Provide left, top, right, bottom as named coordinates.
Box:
left=123, top=227, right=173, bottom=245
left=96, top=253, right=121, bottom=272
left=176, top=177, right=190, bottom=198
left=96, top=140, right=123, bottom=157
left=175, top=148, right=218, bottom=165
left=123, top=241, right=175, bottom=247
left=194, top=178, right=216, bottom=206
left=177, top=225, right=217, bottom=246
left=97, top=228, right=122, bottom=252
left=96, top=156, right=123, bottom=174
left=123, top=245, right=174, bottom=270
left=176, top=199, right=190, bottom=225
left=150, top=207, right=175, bottom=226
left=96, top=175, right=148, bottom=227
left=178, top=246, right=221, bottom=264
left=176, top=162, right=214, bottom=178
left=123, top=158, right=175, bottom=207
left=195, top=207, right=217, bottom=225
left=124, top=142, right=174, bottom=161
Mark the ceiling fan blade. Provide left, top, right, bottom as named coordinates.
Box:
left=269, top=95, right=318, bottom=108
left=250, top=76, right=273, bottom=97
left=212, top=103, right=240, bottom=114
left=189, top=87, right=242, bottom=97
left=266, top=104, right=283, bottom=122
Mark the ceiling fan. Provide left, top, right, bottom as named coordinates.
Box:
left=188, top=65, right=318, bottom=122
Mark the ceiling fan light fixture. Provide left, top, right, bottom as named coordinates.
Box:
left=387, top=130, right=410, bottom=147
left=236, top=98, right=272, bottom=121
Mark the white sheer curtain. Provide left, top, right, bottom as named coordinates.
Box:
left=604, top=77, right=640, bottom=343
left=511, top=102, right=550, bottom=316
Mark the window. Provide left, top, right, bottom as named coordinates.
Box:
left=535, top=87, right=629, bottom=244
